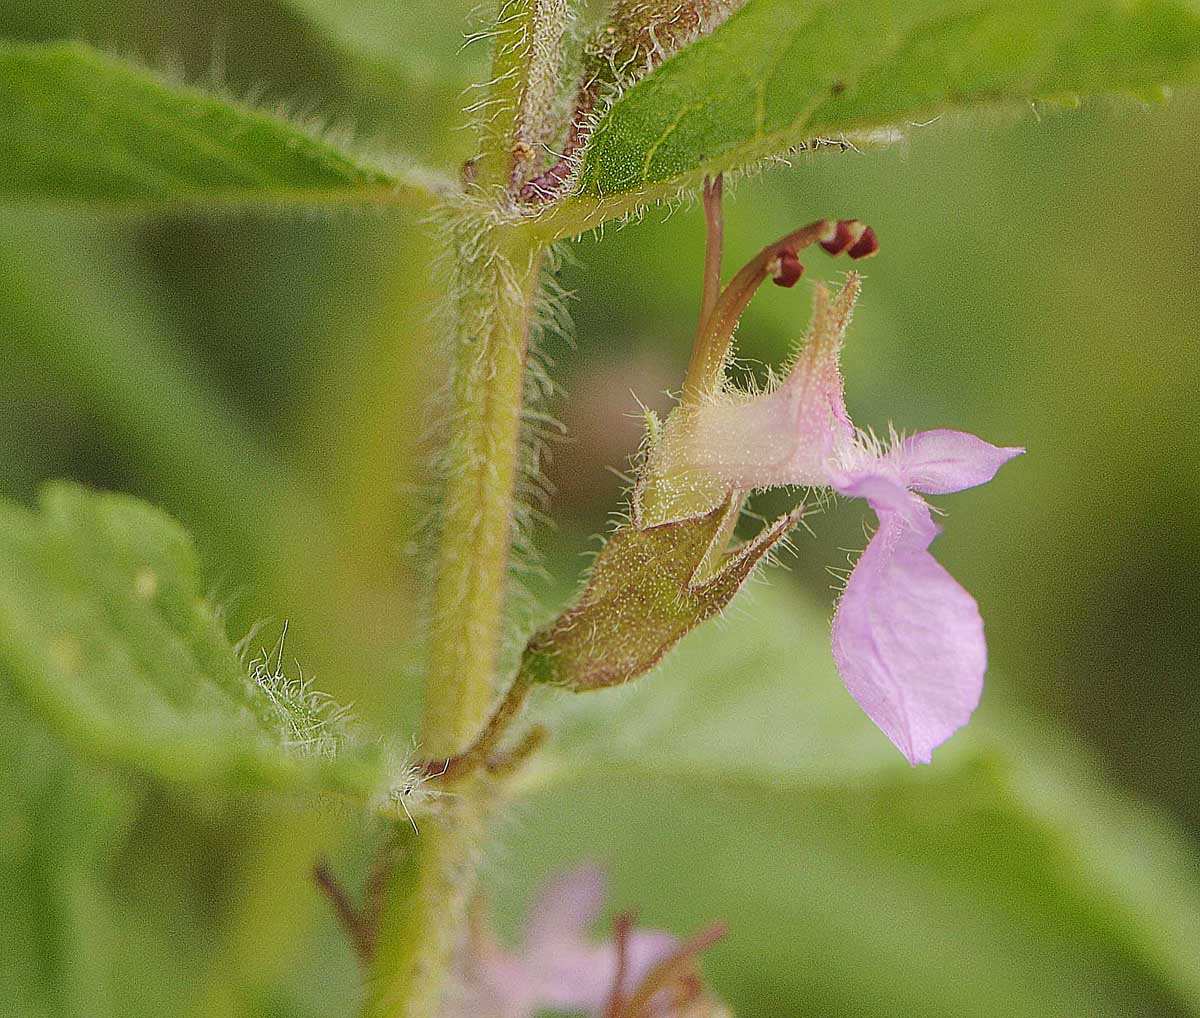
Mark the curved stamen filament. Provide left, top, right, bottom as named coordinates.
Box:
left=682, top=216, right=877, bottom=402
left=697, top=174, right=724, bottom=326
left=683, top=219, right=836, bottom=402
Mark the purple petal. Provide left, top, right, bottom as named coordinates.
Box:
left=445, top=942, right=539, bottom=1018
left=684, top=375, right=848, bottom=490
left=622, top=930, right=683, bottom=994
left=523, top=863, right=607, bottom=950
left=659, top=280, right=859, bottom=492
left=479, top=963, right=540, bottom=1018
left=898, top=429, right=1023, bottom=495
left=827, top=460, right=930, bottom=528
left=445, top=866, right=682, bottom=1018
left=831, top=505, right=986, bottom=765
left=520, top=865, right=680, bottom=1013
left=536, top=931, right=679, bottom=1012
left=534, top=943, right=618, bottom=1009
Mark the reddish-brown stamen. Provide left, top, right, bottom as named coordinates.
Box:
left=684, top=219, right=832, bottom=400
left=698, top=175, right=725, bottom=324
left=768, top=249, right=804, bottom=287
left=602, top=912, right=637, bottom=1018
left=819, top=219, right=865, bottom=255
left=847, top=225, right=879, bottom=259
left=620, top=920, right=728, bottom=1017
left=683, top=216, right=879, bottom=402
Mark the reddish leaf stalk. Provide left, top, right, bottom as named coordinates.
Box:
left=314, top=857, right=377, bottom=963
left=484, top=722, right=550, bottom=776
left=420, top=673, right=534, bottom=782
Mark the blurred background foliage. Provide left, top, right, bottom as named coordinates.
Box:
left=2, top=1, right=1199, bottom=1016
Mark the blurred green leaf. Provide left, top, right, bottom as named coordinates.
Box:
left=275, top=0, right=485, bottom=161
left=0, top=678, right=361, bottom=1018
left=573, top=0, right=1200, bottom=209
left=282, top=0, right=474, bottom=83
left=508, top=583, right=1200, bottom=1016
left=0, top=41, right=435, bottom=209
left=0, top=209, right=363, bottom=670
left=0, top=687, right=133, bottom=1018
left=0, top=482, right=385, bottom=798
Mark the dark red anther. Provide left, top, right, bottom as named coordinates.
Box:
left=847, top=225, right=879, bottom=259
left=768, top=249, right=804, bottom=287
left=819, top=219, right=856, bottom=255
left=820, top=219, right=877, bottom=257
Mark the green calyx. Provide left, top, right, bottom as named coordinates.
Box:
left=521, top=494, right=800, bottom=691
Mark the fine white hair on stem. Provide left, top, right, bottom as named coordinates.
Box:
left=389, top=757, right=451, bottom=834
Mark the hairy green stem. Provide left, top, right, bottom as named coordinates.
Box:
left=362, top=221, right=545, bottom=1018
left=473, top=1, right=542, bottom=191
left=360, top=6, right=554, bottom=1014
left=424, top=226, right=546, bottom=751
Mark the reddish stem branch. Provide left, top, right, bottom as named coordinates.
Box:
left=420, top=674, right=534, bottom=782
left=314, top=857, right=377, bottom=963
left=484, top=723, right=549, bottom=776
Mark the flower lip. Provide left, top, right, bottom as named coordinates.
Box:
left=898, top=429, right=1025, bottom=494
left=830, top=498, right=988, bottom=766
left=827, top=429, right=1023, bottom=764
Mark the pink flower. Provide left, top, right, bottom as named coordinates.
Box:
left=652, top=276, right=1023, bottom=763
left=443, top=865, right=686, bottom=1018
left=826, top=430, right=1022, bottom=763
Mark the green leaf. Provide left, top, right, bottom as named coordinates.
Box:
left=283, top=0, right=477, bottom=84
left=0, top=688, right=131, bottom=1018
left=564, top=0, right=1200, bottom=225
left=0, top=482, right=385, bottom=798
left=0, top=41, right=436, bottom=209
left=504, top=584, right=1200, bottom=1016
left=278, top=0, right=488, bottom=161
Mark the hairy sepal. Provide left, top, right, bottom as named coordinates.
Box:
left=521, top=496, right=799, bottom=690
